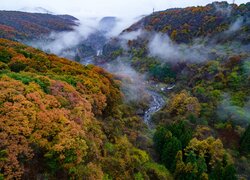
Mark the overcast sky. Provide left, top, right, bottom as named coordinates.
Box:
left=0, top=0, right=249, bottom=18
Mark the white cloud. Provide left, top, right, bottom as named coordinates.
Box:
left=148, top=33, right=209, bottom=63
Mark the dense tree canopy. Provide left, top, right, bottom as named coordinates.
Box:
left=0, top=39, right=173, bottom=179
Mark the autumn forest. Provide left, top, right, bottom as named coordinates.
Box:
left=0, top=1, right=250, bottom=180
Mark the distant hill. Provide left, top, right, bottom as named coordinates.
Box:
left=99, top=16, right=118, bottom=33
left=0, top=11, right=121, bottom=61
left=0, top=10, right=78, bottom=41
left=102, top=2, right=250, bottom=61
left=123, top=1, right=250, bottom=43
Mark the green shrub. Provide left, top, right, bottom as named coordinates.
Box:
left=0, top=49, right=12, bottom=63
left=6, top=72, right=50, bottom=93
left=9, top=61, right=27, bottom=72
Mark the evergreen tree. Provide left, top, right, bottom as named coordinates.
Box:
left=153, top=126, right=169, bottom=155
left=240, top=124, right=250, bottom=154
left=223, top=165, right=237, bottom=180
left=161, top=137, right=182, bottom=170
left=197, top=156, right=207, bottom=178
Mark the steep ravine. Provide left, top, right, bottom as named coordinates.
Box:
left=81, top=52, right=166, bottom=126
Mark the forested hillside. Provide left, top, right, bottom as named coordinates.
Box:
left=0, top=1, right=250, bottom=179
left=100, top=2, right=250, bottom=179
left=0, top=39, right=172, bottom=179
left=0, top=11, right=77, bottom=40
left=103, top=2, right=250, bottom=59
left=124, top=1, right=250, bottom=43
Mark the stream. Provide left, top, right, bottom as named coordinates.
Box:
left=82, top=52, right=166, bottom=126
left=81, top=49, right=101, bottom=65
left=144, top=90, right=165, bottom=125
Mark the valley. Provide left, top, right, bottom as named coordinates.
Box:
left=0, top=1, right=250, bottom=179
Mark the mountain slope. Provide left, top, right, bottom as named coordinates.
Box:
left=124, top=1, right=250, bottom=43
left=0, top=11, right=120, bottom=61
left=0, top=38, right=172, bottom=179
left=0, top=2, right=250, bottom=179
left=102, top=2, right=250, bottom=76
left=99, top=2, right=250, bottom=179
left=0, top=11, right=78, bottom=41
